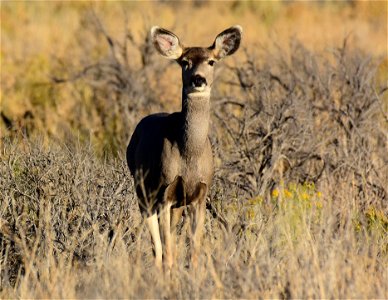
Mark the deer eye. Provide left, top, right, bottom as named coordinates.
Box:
left=181, top=59, right=190, bottom=69
left=208, top=60, right=215, bottom=66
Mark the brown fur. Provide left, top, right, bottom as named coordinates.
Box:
left=127, top=25, right=242, bottom=269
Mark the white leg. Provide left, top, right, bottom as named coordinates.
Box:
left=145, top=213, right=162, bottom=269
left=160, top=202, right=172, bottom=271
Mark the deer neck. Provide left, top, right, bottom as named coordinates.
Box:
left=180, top=91, right=211, bottom=158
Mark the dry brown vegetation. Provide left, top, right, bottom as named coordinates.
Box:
left=1, top=1, right=387, bottom=298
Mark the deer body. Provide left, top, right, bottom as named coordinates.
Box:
left=128, top=94, right=213, bottom=205
left=127, top=26, right=242, bottom=270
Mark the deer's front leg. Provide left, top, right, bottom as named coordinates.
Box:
left=145, top=213, right=163, bottom=269
left=190, top=182, right=207, bottom=269
left=160, top=202, right=172, bottom=271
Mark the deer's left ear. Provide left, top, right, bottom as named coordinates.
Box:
left=151, top=26, right=183, bottom=59
left=210, top=25, right=242, bottom=60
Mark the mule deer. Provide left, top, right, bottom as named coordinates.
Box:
left=127, top=25, right=242, bottom=270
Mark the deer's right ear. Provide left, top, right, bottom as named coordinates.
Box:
left=211, top=25, right=242, bottom=60
left=151, top=26, right=183, bottom=59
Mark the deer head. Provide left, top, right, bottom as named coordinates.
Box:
left=151, top=25, right=243, bottom=96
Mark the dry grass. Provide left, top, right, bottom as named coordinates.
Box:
left=1, top=1, right=388, bottom=299
left=0, top=136, right=386, bottom=298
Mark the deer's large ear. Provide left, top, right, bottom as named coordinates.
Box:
left=151, top=26, right=183, bottom=59
left=210, top=25, right=242, bottom=60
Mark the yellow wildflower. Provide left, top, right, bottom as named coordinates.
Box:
left=284, top=189, right=292, bottom=199
left=272, top=189, right=279, bottom=198
left=316, top=191, right=322, bottom=198
left=301, top=192, right=309, bottom=201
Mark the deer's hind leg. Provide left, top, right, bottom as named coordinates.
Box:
left=161, top=176, right=185, bottom=271
left=170, top=206, right=184, bottom=265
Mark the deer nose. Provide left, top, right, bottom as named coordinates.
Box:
left=191, top=75, right=207, bottom=88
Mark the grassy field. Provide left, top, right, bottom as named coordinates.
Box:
left=1, top=1, right=387, bottom=298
